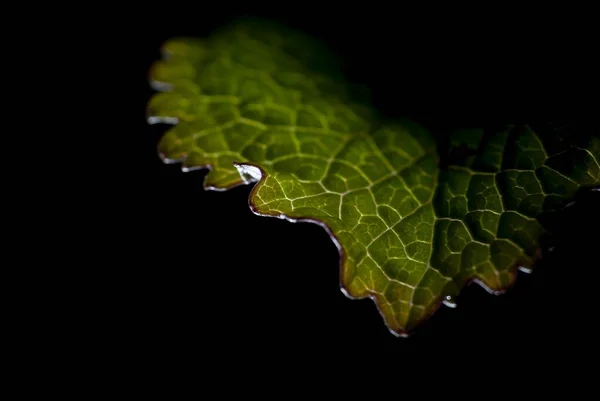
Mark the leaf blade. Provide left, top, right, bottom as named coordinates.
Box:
left=147, top=18, right=600, bottom=336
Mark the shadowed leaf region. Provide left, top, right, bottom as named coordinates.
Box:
left=147, top=18, right=600, bottom=336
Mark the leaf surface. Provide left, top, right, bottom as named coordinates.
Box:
left=147, top=19, right=600, bottom=336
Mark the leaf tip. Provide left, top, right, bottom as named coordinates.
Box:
left=159, top=37, right=205, bottom=60
left=388, top=328, right=411, bottom=338
left=442, top=295, right=458, bottom=308
left=517, top=265, right=533, bottom=274
left=158, top=151, right=184, bottom=165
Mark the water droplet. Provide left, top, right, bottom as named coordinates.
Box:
left=518, top=265, right=533, bottom=274
left=443, top=295, right=457, bottom=308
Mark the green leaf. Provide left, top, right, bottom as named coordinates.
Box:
left=147, top=18, right=600, bottom=336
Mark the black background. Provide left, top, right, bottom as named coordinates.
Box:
left=127, top=5, right=599, bottom=361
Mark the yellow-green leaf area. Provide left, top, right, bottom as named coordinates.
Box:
left=147, top=18, right=600, bottom=336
